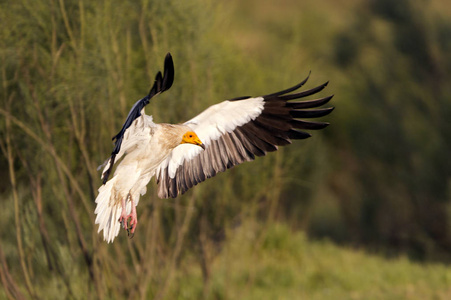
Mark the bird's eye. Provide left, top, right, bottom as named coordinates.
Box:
left=189, top=134, right=193, bottom=138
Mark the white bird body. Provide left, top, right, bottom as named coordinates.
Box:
left=95, top=110, right=202, bottom=242
left=95, top=53, right=334, bottom=243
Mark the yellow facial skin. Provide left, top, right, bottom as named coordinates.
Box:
left=181, top=131, right=205, bottom=149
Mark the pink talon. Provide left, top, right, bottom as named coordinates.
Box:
left=126, top=206, right=138, bottom=236
left=118, top=194, right=138, bottom=237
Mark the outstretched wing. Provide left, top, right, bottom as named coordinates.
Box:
left=101, top=53, right=174, bottom=184
left=155, top=75, right=334, bottom=198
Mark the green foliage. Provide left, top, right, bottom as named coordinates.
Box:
left=328, top=0, right=451, bottom=259
left=0, top=0, right=450, bottom=299
left=171, top=222, right=451, bottom=299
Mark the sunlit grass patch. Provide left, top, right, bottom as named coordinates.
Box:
left=176, top=221, right=451, bottom=300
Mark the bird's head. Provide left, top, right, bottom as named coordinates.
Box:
left=181, top=131, right=205, bottom=150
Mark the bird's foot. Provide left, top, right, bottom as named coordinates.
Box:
left=118, top=195, right=138, bottom=239
left=118, top=212, right=137, bottom=238
left=118, top=214, right=127, bottom=230
left=125, top=210, right=138, bottom=238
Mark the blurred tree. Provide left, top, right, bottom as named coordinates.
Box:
left=326, top=0, right=451, bottom=260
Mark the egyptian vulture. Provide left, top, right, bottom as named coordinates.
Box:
left=95, top=53, right=334, bottom=243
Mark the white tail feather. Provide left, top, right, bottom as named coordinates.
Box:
left=95, top=177, right=131, bottom=243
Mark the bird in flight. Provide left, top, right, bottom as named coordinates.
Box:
left=95, top=53, right=334, bottom=243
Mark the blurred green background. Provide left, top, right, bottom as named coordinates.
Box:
left=1, top=0, right=450, bottom=299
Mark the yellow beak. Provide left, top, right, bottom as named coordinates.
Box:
left=193, top=137, right=205, bottom=150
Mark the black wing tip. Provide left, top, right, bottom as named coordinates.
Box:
left=288, top=130, right=312, bottom=140
left=262, top=73, right=331, bottom=100
left=322, top=94, right=334, bottom=105
left=289, top=106, right=335, bottom=119
left=263, top=73, right=311, bottom=99
left=162, top=53, right=174, bottom=91
left=147, top=53, right=175, bottom=98
left=278, top=81, right=330, bottom=101
left=304, top=71, right=311, bottom=83
left=286, top=94, right=334, bottom=109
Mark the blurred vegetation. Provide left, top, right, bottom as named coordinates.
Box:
left=0, top=0, right=450, bottom=299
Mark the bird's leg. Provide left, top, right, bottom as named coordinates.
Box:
left=118, top=197, right=128, bottom=229
left=125, top=193, right=138, bottom=238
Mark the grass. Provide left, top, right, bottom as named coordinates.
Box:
left=167, top=222, right=451, bottom=300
